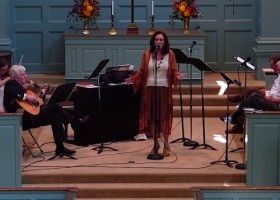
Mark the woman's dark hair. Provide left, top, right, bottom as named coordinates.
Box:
left=0, top=57, right=9, bottom=68
left=269, top=55, right=280, bottom=64
left=149, top=31, right=170, bottom=55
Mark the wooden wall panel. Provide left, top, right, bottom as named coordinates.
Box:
left=6, top=0, right=260, bottom=75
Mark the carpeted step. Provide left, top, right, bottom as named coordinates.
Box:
left=173, top=105, right=238, bottom=117
left=77, top=198, right=192, bottom=200
left=173, top=94, right=239, bottom=106
left=23, top=173, right=244, bottom=184
left=22, top=182, right=245, bottom=199
left=76, top=198, right=192, bottom=200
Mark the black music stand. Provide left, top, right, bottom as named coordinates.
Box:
left=210, top=72, right=238, bottom=167
left=84, top=59, right=110, bottom=80
left=170, top=48, right=198, bottom=146
left=186, top=58, right=216, bottom=150
left=47, top=83, right=77, bottom=160
left=47, top=82, right=77, bottom=105
left=233, top=56, right=254, bottom=170
left=87, top=59, right=118, bottom=154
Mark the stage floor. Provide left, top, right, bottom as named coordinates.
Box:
left=22, top=117, right=246, bottom=176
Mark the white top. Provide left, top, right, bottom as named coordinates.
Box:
left=0, top=85, right=5, bottom=112
left=147, top=54, right=168, bottom=87
left=270, top=75, right=280, bottom=98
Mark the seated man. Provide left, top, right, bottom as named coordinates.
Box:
left=221, top=60, right=280, bottom=132
left=3, top=64, right=88, bottom=157
left=229, top=54, right=280, bottom=103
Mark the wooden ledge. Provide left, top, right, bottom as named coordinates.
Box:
left=0, top=112, right=22, bottom=116
left=262, top=68, right=277, bottom=75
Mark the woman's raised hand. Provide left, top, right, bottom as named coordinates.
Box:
left=177, top=71, right=184, bottom=80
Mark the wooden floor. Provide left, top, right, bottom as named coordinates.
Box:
left=20, top=71, right=263, bottom=199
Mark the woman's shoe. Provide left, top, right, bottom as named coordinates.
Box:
left=150, top=143, right=160, bottom=154
left=162, top=147, right=170, bottom=157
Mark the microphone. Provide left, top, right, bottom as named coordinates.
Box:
left=188, top=41, right=196, bottom=52
left=241, top=57, right=251, bottom=66
left=233, top=79, right=241, bottom=87
left=153, top=45, right=160, bottom=54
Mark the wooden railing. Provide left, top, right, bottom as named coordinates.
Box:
left=0, top=187, right=78, bottom=200
left=192, top=186, right=280, bottom=200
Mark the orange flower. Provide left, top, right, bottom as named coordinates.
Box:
left=170, top=0, right=201, bottom=21
left=67, top=0, right=100, bottom=24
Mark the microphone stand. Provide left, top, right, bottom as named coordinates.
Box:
left=184, top=46, right=199, bottom=147
left=147, top=50, right=164, bottom=160
left=235, top=57, right=251, bottom=170
left=169, top=48, right=197, bottom=146
left=210, top=72, right=238, bottom=167
left=92, top=73, right=118, bottom=154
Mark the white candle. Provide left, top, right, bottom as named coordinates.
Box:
left=152, top=0, right=154, bottom=16
left=112, top=0, right=114, bottom=15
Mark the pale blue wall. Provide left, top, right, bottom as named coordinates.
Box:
left=0, top=0, right=279, bottom=79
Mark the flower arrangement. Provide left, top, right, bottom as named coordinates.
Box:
left=67, top=0, right=100, bottom=24
left=170, top=0, right=201, bottom=21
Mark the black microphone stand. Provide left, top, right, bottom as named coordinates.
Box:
left=187, top=57, right=216, bottom=151
left=169, top=48, right=198, bottom=146
left=234, top=56, right=252, bottom=170
left=210, top=72, right=238, bottom=167
left=183, top=47, right=199, bottom=147
left=92, top=73, right=118, bottom=154
left=147, top=49, right=164, bottom=160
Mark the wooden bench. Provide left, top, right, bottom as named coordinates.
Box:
left=0, top=113, right=22, bottom=187
left=192, top=186, right=280, bottom=200
left=246, top=111, right=280, bottom=186
left=262, top=68, right=277, bottom=89
left=0, top=187, right=78, bottom=200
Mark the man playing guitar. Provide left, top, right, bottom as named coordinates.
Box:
left=3, top=64, right=77, bottom=158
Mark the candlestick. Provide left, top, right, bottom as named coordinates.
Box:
left=108, top=15, right=117, bottom=35
left=111, top=0, right=114, bottom=16
left=127, top=0, right=138, bottom=33
left=131, top=0, right=134, bottom=23
left=148, top=15, right=155, bottom=35
left=152, top=0, right=154, bottom=16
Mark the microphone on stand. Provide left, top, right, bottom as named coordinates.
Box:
left=153, top=45, right=160, bottom=54
left=233, top=79, right=241, bottom=87
left=240, top=57, right=251, bottom=66
left=188, top=41, right=196, bottom=52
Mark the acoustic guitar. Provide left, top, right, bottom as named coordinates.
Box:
left=16, top=84, right=49, bottom=115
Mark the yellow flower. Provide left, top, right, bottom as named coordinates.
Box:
left=179, top=2, right=186, bottom=12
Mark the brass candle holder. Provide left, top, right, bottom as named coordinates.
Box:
left=148, top=15, right=155, bottom=35
left=108, top=15, right=117, bottom=35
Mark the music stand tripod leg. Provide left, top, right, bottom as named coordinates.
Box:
left=92, top=143, right=118, bottom=154
left=48, top=153, right=77, bottom=160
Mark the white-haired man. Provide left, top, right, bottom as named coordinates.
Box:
left=3, top=65, right=82, bottom=157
